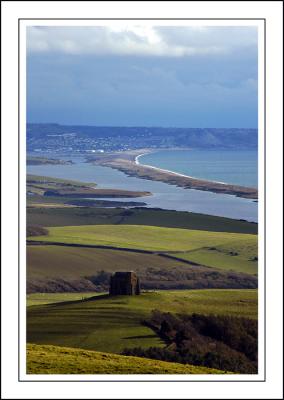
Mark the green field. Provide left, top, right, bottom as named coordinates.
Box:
left=27, top=206, right=258, bottom=234
left=26, top=175, right=258, bottom=375
left=27, top=242, right=257, bottom=293
left=27, top=225, right=258, bottom=285
left=27, top=292, right=99, bottom=306
left=28, top=224, right=258, bottom=276
left=27, top=245, right=189, bottom=281
left=27, top=344, right=226, bottom=374
left=27, top=290, right=257, bottom=354
left=29, top=224, right=257, bottom=253
left=172, top=239, right=257, bottom=275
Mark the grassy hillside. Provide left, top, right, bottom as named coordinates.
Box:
left=27, top=290, right=257, bottom=354
left=27, top=292, right=98, bottom=306
left=27, top=245, right=188, bottom=281
left=27, top=206, right=258, bottom=234
left=171, top=239, right=257, bottom=275
left=27, top=225, right=258, bottom=289
left=27, top=243, right=257, bottom=293
left=27, top=344, right=226, bottom=374
left=29, top=224, right=257, bottom=253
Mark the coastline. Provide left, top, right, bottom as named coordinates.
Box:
left=134, top=152, right=227, bottom=185
left=26, top=173, right=152, bottom=199
left=86, top=149, right=258, bottom=200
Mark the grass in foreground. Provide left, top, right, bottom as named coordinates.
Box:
left=27, top=343, right=226, bottom=374
left=27, top=290, right=257, bottom=354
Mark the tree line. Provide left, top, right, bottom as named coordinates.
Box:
left=123, top=311, right=258, bottom=374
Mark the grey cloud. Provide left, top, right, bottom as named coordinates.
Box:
left=27, top=25, right=257, bottom=57
left=155, top=26, right=257, bottom=50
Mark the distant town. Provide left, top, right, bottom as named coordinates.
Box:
left=27, top=123, right=258, bottom=154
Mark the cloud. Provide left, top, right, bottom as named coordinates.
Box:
left=27, top=25, right=257, bottom=57
left=155, top=26, right=257, bottom=49
left=27, top=50, right=258, bottom=127
left=26, top=25, right=258, bottom=127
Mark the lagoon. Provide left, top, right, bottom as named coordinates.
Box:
left=27, top=156, right=258, bottom=222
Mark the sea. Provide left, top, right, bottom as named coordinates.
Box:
left=138, top=149, right=258, bottom=188
left=27, top=149, right=258, bottom=222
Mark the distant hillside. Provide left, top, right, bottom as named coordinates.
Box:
left=27, top=123, right=257, bottom=152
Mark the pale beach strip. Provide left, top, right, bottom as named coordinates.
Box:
left=135, top=152, right=227, bottom=185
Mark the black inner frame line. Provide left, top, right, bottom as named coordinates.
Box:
left=18, top=17, right=266, bottom=384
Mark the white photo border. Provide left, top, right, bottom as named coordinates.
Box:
left=19, top=17, right=265, bottom=383
left=2, top=1, right=283, bottom=399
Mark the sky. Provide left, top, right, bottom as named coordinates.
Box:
left=27, top=25, right=258, bottom=128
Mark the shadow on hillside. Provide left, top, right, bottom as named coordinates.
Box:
left=46, top=293, right=110, bottom=307
left=122, top=334, right=157, bottom=340
left=44, top=293, right=152, bottom=309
